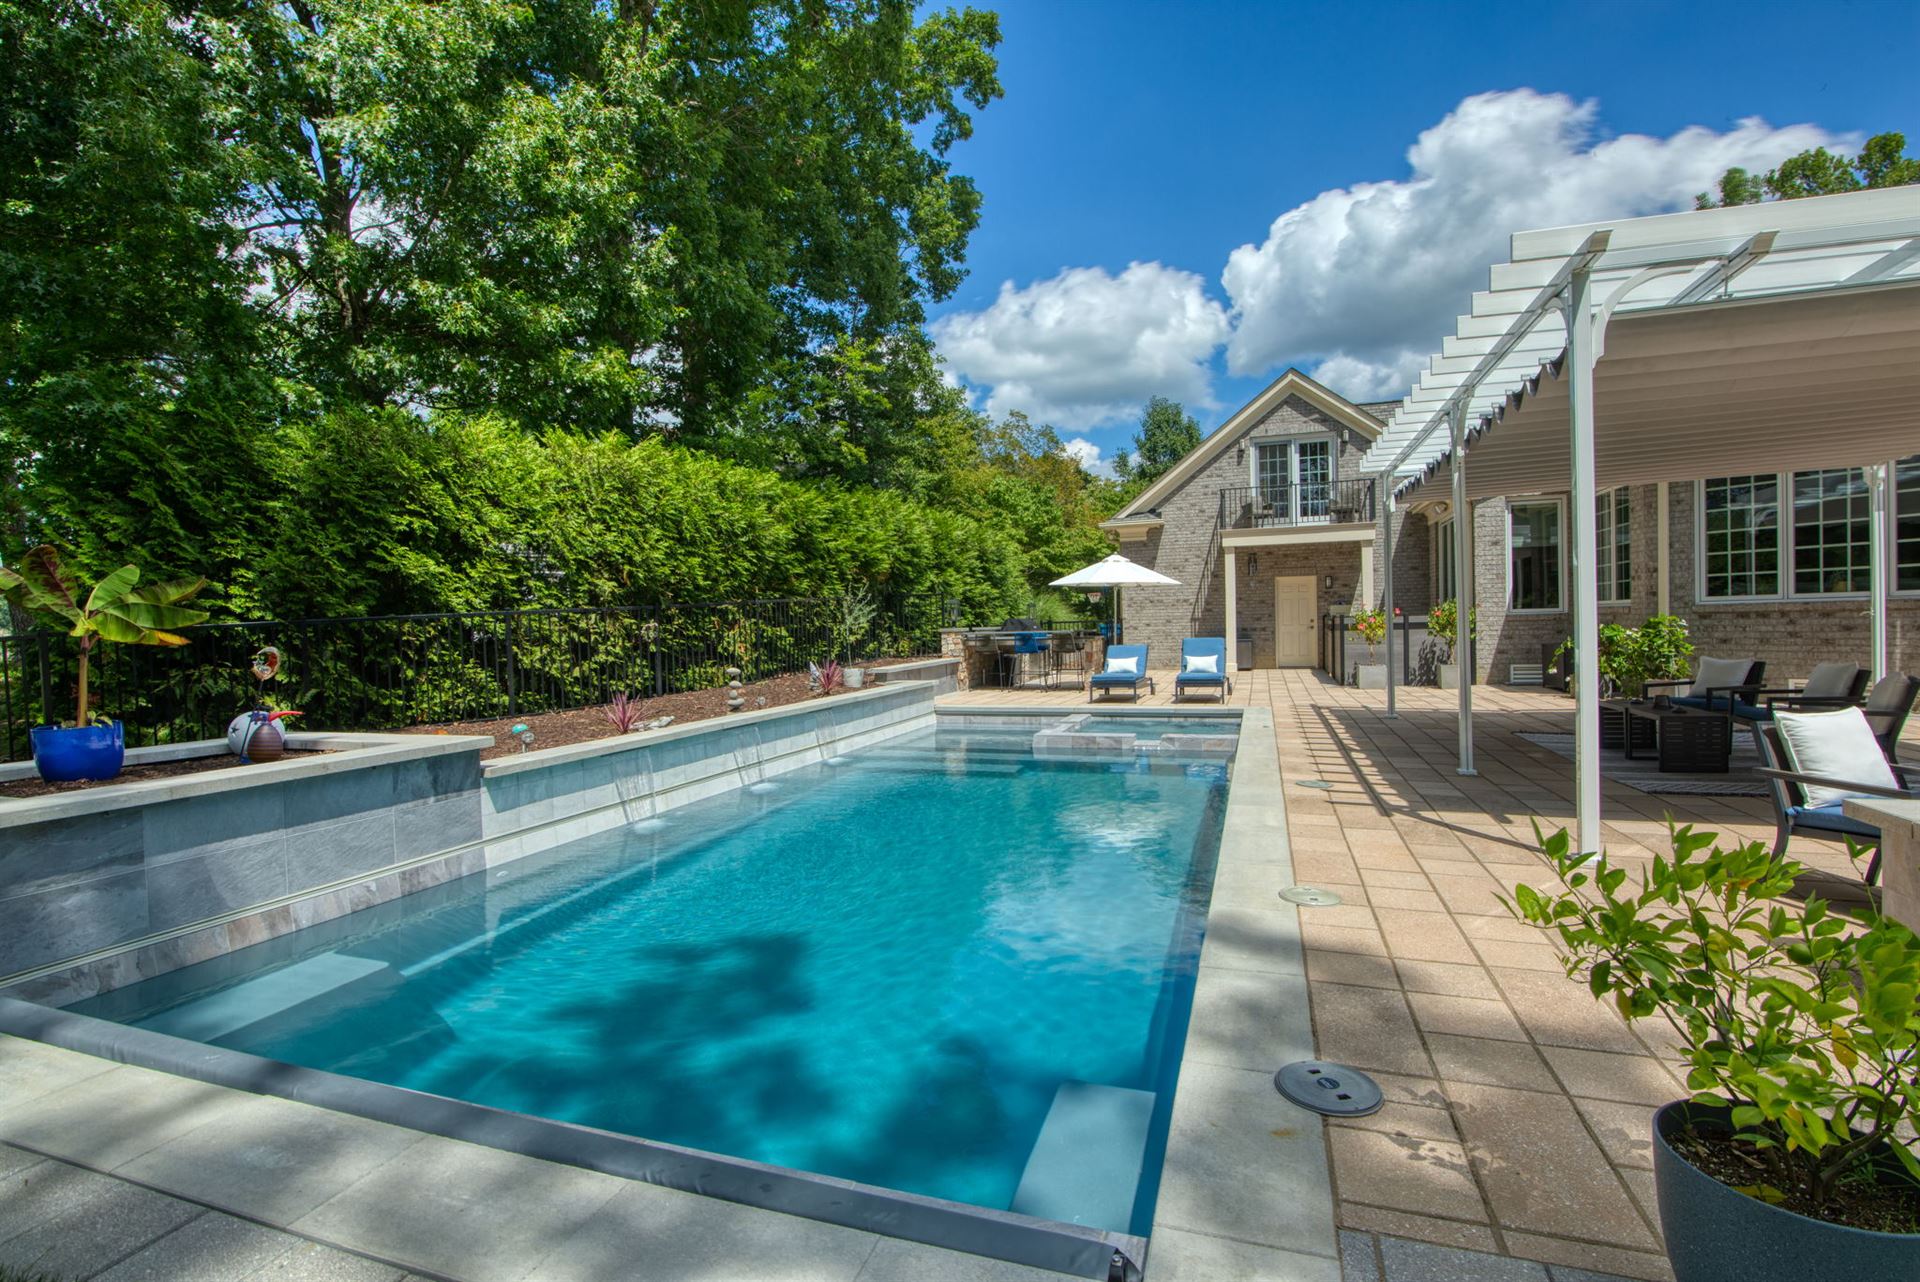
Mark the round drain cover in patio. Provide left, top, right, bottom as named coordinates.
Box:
left=1294, top=779, right=1334, bottom=790
left=1273, top=1061, right=1383, bottom=1117
left=1279, top=886, right=1343, bottom=907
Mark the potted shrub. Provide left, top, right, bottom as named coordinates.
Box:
left=836, top=585, right=878, bottom=689
left=1507, top=825, right=1920, bottom=1279
left=1427, top=599, right=1475, bottom=690
left=0, top=546, right=209, bottom=782
left=1553, top=615, right=1694, bottom=701
left=1348, top=606, right=1388, bottom=688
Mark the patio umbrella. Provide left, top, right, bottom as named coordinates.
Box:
left=1050, top=553, right=1180, bottom=644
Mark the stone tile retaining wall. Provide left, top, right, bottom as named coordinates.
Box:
left=3, top=683, right=939, bottom=1007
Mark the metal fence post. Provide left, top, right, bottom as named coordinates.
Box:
left=505, top=615, right=519, bottom=717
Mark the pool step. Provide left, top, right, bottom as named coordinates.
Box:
left=142, top=952, right=393, bottom=1043
left=1010, top=1080, right=1155, bottom=1231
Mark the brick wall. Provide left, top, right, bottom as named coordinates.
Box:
left=1460, top=482, right=1919, bottom=685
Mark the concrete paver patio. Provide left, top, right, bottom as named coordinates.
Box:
left=945, top=670, right=1909, bottom=1282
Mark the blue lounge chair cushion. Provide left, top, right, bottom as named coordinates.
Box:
left=1090, top=671, right=1141, bottom=686
left=1731, top=700, right=1772, bottom=722
left=1787, top=803, right=1880, bottom=840
left=1177, top=671, right=1226, bottom=685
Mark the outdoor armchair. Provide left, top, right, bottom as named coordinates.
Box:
left=1863, top=674, right=1920, bottom=759
left=1174, top=637, right=1231, bottom=703
left=1731, top=661, right=1869, bottom=725
left=1643, top=657, right=1766, bottom=712
left=1090, top=644, right=1153, bottom=702
left=1754, top=710, right=1918, bottom=886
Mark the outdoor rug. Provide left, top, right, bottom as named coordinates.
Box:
left=1518, top=730, right=1769, bottom=797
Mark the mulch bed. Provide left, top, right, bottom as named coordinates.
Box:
left=1674, top=1128, right=1920, bottom=1234
left=0, top=749, right=331, bottom=799
left=405, top=669, right=881, bottom=761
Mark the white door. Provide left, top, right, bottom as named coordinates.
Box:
left=1273, top=576, right=1318, bottom=667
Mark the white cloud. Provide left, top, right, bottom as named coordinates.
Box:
left=930, top=262, right=1230, bottom=430
left=1224, top=89, right=1851, bottom=399
left=1060, top=436, right=1114, bottom=478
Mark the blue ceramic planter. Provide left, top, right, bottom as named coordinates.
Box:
left=1654, top=1100, right=1920, bottom=1280
left=29, top=720, right=125, bottom=783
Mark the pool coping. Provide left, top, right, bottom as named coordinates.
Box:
left=0, top=731, right=495, bottom=829
left=0, top=703, right=1328, bottom=1281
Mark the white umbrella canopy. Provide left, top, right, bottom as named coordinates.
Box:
left=1050, top=554, right=1179, bottom=645
left=1049, top=553, right=1180, bottom=589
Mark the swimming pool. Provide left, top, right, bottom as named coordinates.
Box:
left=70, top=717, right=1232, bottom=1238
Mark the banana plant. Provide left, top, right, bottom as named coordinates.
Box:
left=0, top=545, right=210, bottom=728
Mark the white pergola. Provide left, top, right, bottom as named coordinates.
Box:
left=1358, top=186, right=1920, bottom=856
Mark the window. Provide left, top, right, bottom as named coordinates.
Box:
left=1791, top=469, right=1872, bottom=595
left=1250, top=437, right=1335, bottom=520
left=1596, top=488, right=1632, bottom=603
left=1701, top=475, right=1781, bottom=599
left=1253, top=442, right=1289, bottom=506
left=1435, top=517, right=1457, bottom=602
left=1508, top=499, right=1563, bottom=612
left=1895, top=457, right=1920, bottom=593
left=1297, top=440, right=1332, bottom=517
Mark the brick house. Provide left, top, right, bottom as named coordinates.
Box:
left=1101, top=370, right=1920, bottom=683
left=1099, top=370, right=1406, bottom=674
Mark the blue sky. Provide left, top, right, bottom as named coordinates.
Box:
left=923, top=0, right=1920, bottom=471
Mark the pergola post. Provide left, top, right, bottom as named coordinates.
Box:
left=1450, top=402, right=1476, bottom=776
left=1870, top=461, right=1891, bottom=682
left=1383, top=496, right=1397, bottom=719
left=1565, top=268, right=1603, bottom=858
left=1223, top=549, right=1238, bottom=677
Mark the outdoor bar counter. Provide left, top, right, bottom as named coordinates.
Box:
left=939, top=627, right=1105, bottom=690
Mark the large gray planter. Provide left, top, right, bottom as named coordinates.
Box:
left=1438, top=663, right=1462, bottom=690
left=1353, top=664, right=1387, bottom=689
left=1653, top=1101, right=1920, bottom=1281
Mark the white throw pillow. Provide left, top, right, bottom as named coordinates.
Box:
left=1774, top=707, right=1898, bottom=809
left=1104, top=655, right=1140, bottom=677
left=1690, top=657, right=1752, bottom=697
left=1185, top=654, right=1220, bottom=675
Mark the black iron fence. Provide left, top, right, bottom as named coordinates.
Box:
left=1218, top=479, right=1377, bottom=530
left=0, top=594, right=949, bottom=761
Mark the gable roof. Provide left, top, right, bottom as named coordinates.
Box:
left=1103, top=368, right=1385, bottom=524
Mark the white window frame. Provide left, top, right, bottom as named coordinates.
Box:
left=1505, top=496, right=1566, bottom=615
left=1246, top=433, right=1337, bottom=523
left=1596, top=487, right=1632, bottom=606
left=1693, top=467, right=1920, bottom=604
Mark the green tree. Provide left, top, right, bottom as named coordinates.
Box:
left=1112, top=396, right=1203, bottom=496
left=1696, top=131, right=1920, bottom=208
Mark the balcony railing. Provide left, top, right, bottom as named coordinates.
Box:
left=1217, top=479, right=1376, bottom=530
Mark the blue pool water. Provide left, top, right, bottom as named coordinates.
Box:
left=73, top=721, right=1230, bottom=1234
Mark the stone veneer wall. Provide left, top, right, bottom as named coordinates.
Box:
left=0, top=736, right=486, bottom=997
left=1463, top=483, right=1919, bottom=685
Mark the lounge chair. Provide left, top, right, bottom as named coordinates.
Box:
left=1643, top=657, right=1766, bottom=712
left=1731, top=662, right=1868, bottom=726
left=1174, top=637, right=1231, bottom=702
left=1090, top=644, right=1153, bottom=702
left=1754, top=707, right=1918, bottom=885
left=1863, top=674, right=1920, bottom=759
